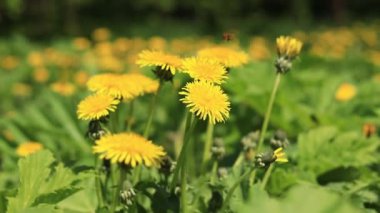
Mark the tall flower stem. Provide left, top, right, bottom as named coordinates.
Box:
left=170, top=113, right=195, bottom=189
left=143, top=82, right=162, bottom=138
left=111, top=164, right=127, bottom=212
left=210, top=160, right=218, bottom=185
left=127, top=100, right=135, bottom=131
left=256, top=73, right=282, bottom=152
left=261, top=164, right=274, bottom=190
left=220, top=168, right=254, bottom=212
left=202, top=120, right=214, bottom=171
left=250, top=73, right=281, bottom=185
left=94, top=158, right=105, bottom=208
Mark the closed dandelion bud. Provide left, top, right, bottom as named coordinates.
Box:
left=153, top=66, right=174, bottom=82
left=211, top=138, right=225, bottom=160
left=241, top=131, right=259, bottom=151
left=256, top=148, right=289, bottom=168
left=217, top=167, right=228, bottom=179
left=270, top=130, right=289, bottom=150
left=87, top=120, right=106, bottom=140
left=275, top=36, right=302, bottom=74
left=208, top=191, right=223, bottom=213
left=120, top=182, right=136, bottom=209
left=159, top=156, right=175, bottom=175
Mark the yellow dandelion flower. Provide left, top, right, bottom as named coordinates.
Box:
left=93, top=132, right=166, bottom=167
left=125, top=73, right=160, bottom=94
left=51, top=82, right=76, bottom=96
left=182, top=57, right=227, bottom=84
left=92, top=27, right=111, bottom=42
left=335, top=83, right=357, bottom=102
left=12, top=83, right=32, bottom=97
left=27, top=52, right=44, bottom=67
left=1, top=56, right=19, bottom=70
left=74, top=71, right=89, bottom=86
left=77, top=94, right=120, bottom=120
left=197, top=46, right=249, bottom=68
left=276, top=36, right=303, bottom=59
left=136, top=50, right=182, bottom=75
left=273, top=148, right=288, bottom=163
left=87, top=73, right=140, bottom=100
left=179, top=81, right=230, bottom=124
left=73, top=37, right=91, bottom=51
left=16, top=142, right=43, bottom=157
left=33, top=67, right=49, bottom=83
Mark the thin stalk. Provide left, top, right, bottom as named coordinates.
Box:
left=110, top=165, right=120, bottom=212
left=210, top=160, right=218, bottom=185
left=180, top=154, right=188, bottom=213
left=256, top=73, right=282, bottom=153
left=261, top=164, right=274, bottom=190
left=170, top=114, right=196, bottom=190
left=143, top=83, right=162, bottom=138
left=220, top=168, right=253, bottom=212
left=95, top=158, right=105, bottom=208
left=111, top=164, right=127, bottom=212
left=127, top=100, right=135, bottom=131
left=202, top=120, right=214, bottom=171
left=232, top=152, right=244, bottom=168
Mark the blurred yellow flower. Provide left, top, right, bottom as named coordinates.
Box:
left=98, top=56, right=124, bottom=72
left=273, top=148, right=288, bottom=163
left=148, top=36, right=167, bottom=51
left=33, top=67, right=49, bottom=83
left=335, top=83, right=357, bottom=101
left=16, top=142, right=43, bottom=157
left=92, top=27, right=111, bottom=42
left=51, top=82, right=76, bottom=96
left=182, top=57, right=227, bottom=84
left=276, top=36, right=303, bottom=59
left=73, top=37, right=91, bottom=51
left=180, top=81, right=230, bottom=124
left=1, top=56, right=19, bottom=70
left=197, top=46, right=248, bottom=68
left=113, top=38, right=131, bottom=54
left=12, top=83, right=32, bottom=97
left=77, top=94, right=119, bottom=120
left=27, top=52, right=44, bottom=67
left=74, top=71, right=89, bottom=86
left=136, top=50, right=182, bottom=75
left=93, top=132, right=166, bottom=167
left=248, top=37, right=271, bottom=61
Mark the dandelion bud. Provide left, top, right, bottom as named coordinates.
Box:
left=270, top=130, right=289, bottom=150
left=217, top=167, right=228, bottom=179
left=241, top=131, right=259, bottom=151
left=87, top=120, right=106, bottom=140
left=159, top=156, right=176, bottom=175
left=120, top=182, right=136, bottom=209
left=211, top=138, right=226, bottom=160
left=255, top=148, right=288, bottom=168
left=275, top=36, right=302, bottom=74
left=153, top=66, right=174, bottom=82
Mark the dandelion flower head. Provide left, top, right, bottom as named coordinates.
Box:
left=179, top=81, right=230, bottom=124
left=136, top=50, right=182, bottom=75
left=77, top=94, right=119, bottom=120
left=182, top=57, right=227, bottom=84
left=197, top=46, right=249, bottom=68
left=16, top=142, right=43, bottom=157
left=93, top=132, right=166, bottom=167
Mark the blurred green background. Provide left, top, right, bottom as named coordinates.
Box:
left=1, top=0, right=380, bottom=37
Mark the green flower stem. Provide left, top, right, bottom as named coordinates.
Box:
left=220, top=168, right=254, bottom=212
left=256, top=73, right=282, bottom=152
left=232, top=152, right=244, bottom=168
left=127, top=100, right=135, bottom=131
left=210, top=160, right=218, bottom=185
left=202, top=120, right=214, bottom=171
left=170, top=113, right=197, bottom=190
left=111, top=164, right=127, bottom=212
left=180, top=155, right=188, bottom=213
left=143, top=82, right=162, bottom=138
left=260, top=164, right=274, bottom=190
left=95, top=158, right=105, bottom=208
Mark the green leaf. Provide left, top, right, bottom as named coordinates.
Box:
left=7, top=150, right=78, bottom=213
left=238, top=184, right=366, bottom=213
